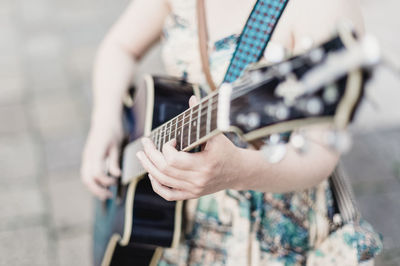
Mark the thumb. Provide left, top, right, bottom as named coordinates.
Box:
left=189, top=95, right=198, bottom=108
left=108, top=145, right=121, bottom=177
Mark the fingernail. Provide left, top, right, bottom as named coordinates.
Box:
left=136, top=151, right=143, bottom=160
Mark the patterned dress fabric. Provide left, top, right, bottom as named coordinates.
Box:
left=158, top=0, right=382, bottom=265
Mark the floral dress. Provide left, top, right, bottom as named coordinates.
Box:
left=157, top=0, right=382, bottom=265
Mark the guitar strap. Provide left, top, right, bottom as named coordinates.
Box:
left=197, top=0, right=290, bottom=90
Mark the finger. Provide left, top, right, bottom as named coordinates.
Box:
left=136, top=151, right=191, bottom=190
left=148, top=174, right=195, bottom=201
left=95, top=174, right=116, bottom=187
left=141, top=138, right=196, bottom=182
left=162, top=139, right=197, bottom=171
left=189, top=95, right=199, bottom=107
left=108, top=145, right=121, bottom=177
left=141, top=138, right=168, bottom=169
left=85, top=178, right=113, bottom=200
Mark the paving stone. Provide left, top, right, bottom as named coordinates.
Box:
left=0, top=226, right=50, bottom=266
left=351, top=177, right=400, bottom=199
left=43, top=130, right=87, bottom=174
left=16, top=0, right=51, bottom=26
left=0, top=17, right=24, bottom=105
left=25, top=32, right=64, bottom=59
left=0, top=75, right=25, bottom=105
left=0, top=17, right=19, bottom=55
left=375, top=247, right=400, bottom=266
left=0, top=186, right=45, bottom=231
left=342, top=127, right=400, bottom=183
left=0, top=0, right=15, bottom=16
left=356, top=191, right=400, bottom=250
left=67, top=46, right=95, bottom=78
left=0, top=104, right=29, bottom=134
left=57, top=232, right=92, bottom=266
left=28, top=92, right=85, bottom=138
left=51, top=0, right=130, bottom=28
left=0, top=133, right=39, bottom=186
left=48, top=173, right=93, bottom=231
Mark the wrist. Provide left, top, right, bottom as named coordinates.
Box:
left=228, top=147, right=254, bottom=191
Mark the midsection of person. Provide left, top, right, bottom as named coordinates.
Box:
left=80, top=0, right=381, bottom=265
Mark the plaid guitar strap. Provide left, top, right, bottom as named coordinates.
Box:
left=223, top=0, right=289, bottom=83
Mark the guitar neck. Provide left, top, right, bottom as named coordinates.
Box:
left=148, top=92, right=221, bottom=152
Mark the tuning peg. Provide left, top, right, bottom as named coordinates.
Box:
left=290, top=131, right=309, bottom=154
left=323, top=84, right=339, bottom=104
left=264, top=42, right=287, bottom=63
left=305, top=97, right=324, bottom=115
left=261, top=134, right=288, bottom=163
left=236, top=112, right=261, bottom=130
left=308, top=48, right=325, bottom=64
left=299, top=36, right=314, bottom=52
left=325, top=130, right=353, bottom=153
left=295, top=97, right=324, bottom=116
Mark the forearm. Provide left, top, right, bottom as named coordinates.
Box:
left=91, top=38, right=137, bottom=127
left=234, top=128, right=340, bottom=193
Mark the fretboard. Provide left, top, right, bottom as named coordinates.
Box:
left=148, top=93, right=220, bottom=152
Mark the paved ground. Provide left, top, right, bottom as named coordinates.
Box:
left=0, top=0, right=399, bottom=265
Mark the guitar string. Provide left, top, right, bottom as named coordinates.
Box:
left=149, top=108, right=218, bottom=144
left=151, top=113, right=219, bottom=150
left=149, top=100, right=219, bottom=139
left=148, top=93, right=220, bottom=135
left=150, top=108, right=220, bottom=150
left=149, top=103, right=218, bottom=139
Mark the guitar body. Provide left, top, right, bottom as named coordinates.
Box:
left=95, top=75, right=200, bottom=266
left=93, top=30, right=378, bottom=266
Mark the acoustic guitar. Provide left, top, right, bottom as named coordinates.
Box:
left=95, top=29, right=380, bottom=266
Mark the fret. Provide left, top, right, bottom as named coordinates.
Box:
left=176, top=115, right=182, bottom=151
left=197, top=102, right=201, bottom=141
left=211, top=96, right=218, bottom=132
left=163, top=123, right=168, bottom=145
left=169, top=119, right=173, bottom=141
left=150, top=131, right=155, bottom=144
left=155, top=128, right=160, bottom=151
left=182, top=112, right=187, bottom=149
left=161, top=124, right=167, bottom=151
left=157, top=127, right=163, bottom=151
left=188, top=107, right=193, bottom=146
left=200, top=106, right=208, bottom=139
left=206, top=97, right=212, bottom=134
left=175, top=117, right=178, bottom=140
left=180, top=113, right=185, bottom=150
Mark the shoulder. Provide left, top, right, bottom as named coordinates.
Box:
left=282, top=0, right=364, bottom=53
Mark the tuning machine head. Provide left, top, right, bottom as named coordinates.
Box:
left=290, top=131, right=310, bottom=154
left=264, top=42, right=287, bottom=63
left=261, top=133, right=288, bottom=163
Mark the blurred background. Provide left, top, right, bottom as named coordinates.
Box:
left=0, top=0, right=399, bottom=265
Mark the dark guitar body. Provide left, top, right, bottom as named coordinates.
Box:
left=94, top=76, right=199, bottom=266
left=93, top=32, right=373, bottom=266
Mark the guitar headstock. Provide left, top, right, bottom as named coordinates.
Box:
left=218, top=28, right=380, bottom=152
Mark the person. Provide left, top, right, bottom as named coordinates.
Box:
left=81, top=0, right=381, bottom=264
